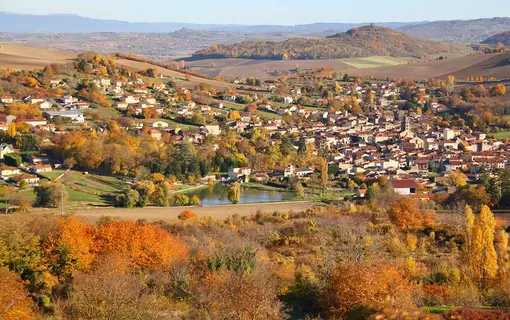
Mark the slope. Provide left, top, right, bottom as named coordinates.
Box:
left=0, top=43, right=77, bottom=69
left=482, top=31, right=510, bottom=46
left=353, top=52, right=510, bottom=80
left=193, top=25, right=460, bottom=60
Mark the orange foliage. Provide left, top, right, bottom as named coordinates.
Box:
left=96, top=221, right=188, bottom=269
left=388, top=197, right=435, bottom=230
left=0, top=268, right=35, bottom=320
left=324, top=262, right=414, bottom=317
left=178, top=210, right=197, bottom=220
left=46, top=218, right=97, bottom=277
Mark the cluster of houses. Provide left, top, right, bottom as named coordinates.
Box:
left=0, top=144, right=56, bottom=187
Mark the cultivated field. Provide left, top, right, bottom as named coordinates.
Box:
left=0, top=43, right=77, bottom=69
left=187, top=52, right=510, bottom=81
left=68, top=201, right=316, bottom=223
left=187, top=58, right=354, bottom=79
left=354, top=52, right=510, bottom=80
left=116, top=58, right=233, bottom=89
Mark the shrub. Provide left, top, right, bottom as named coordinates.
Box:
left=178, top=210, right=197, bottom=221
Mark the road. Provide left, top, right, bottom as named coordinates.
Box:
left=68, top=201, right=316, bottom=223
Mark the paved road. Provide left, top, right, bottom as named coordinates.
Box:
left=68, top=201, right=316, bottom=223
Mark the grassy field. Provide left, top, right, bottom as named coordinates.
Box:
left=61, top=171, right=127, bottom=195
left=493, top=131, right=510, bottom=139
left=40, top=169, right=67, bottom=180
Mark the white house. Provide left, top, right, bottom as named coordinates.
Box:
left=388, top=179, right=418, bottom=195
left=0, top=144, right=15, bottom=159
left=44, top=111, right=85, bottom=123
left=228, top=167, right=252, bottom=180
left=203, top=124, right=221, bottom=136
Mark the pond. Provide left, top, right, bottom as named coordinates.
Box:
left=184, top=183, right=295, bottom=206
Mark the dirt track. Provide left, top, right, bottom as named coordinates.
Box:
left=69, top=201, right=316, bottom=223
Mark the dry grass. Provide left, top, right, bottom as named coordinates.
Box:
left=0, top=43, right=77, bottom=69
left=116, top=59, right=232, bottom=89
left=64, top=201, right=316, bottom=223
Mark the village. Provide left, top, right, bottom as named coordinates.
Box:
left=0, top=55, right=507, bottom=208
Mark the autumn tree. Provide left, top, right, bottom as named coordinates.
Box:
left=96, top=221, right=188, bottom=269
left=323, top=262, right=414, bottom=318
left=0, top=268, right=35, bottom=319
left=446, top=75, right=456, bottom=96
left=190, top=268, right=283, bottom=320
left=388, top=197, right=434, bottom=230
left=228, top=182, right=241, bottom=204
left=462, top=205, right=499, bottom=291
left=46, top=217, right=97, bottom=278
left=445, top=171, right=467, bottom=188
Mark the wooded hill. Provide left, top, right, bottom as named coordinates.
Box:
left=482, top=30, right=510, bottom=46
left=192, top=25, right=460, bottom=60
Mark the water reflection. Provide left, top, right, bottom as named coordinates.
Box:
left=185, top=184, right=294, bottom=205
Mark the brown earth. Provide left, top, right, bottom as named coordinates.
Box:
left=352, top=52, right=510, bottom=80
left=115, top=58, right=233, bottom=89
left=188, top=52, right=510, bottom=81
left=65, top=201, right=316, bottom=223
left=0, top=43, right=77, bottom=69
left=187, top=58, right=353, bottom=79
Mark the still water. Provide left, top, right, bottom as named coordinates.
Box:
left=185, top=184, right=295, bottom=206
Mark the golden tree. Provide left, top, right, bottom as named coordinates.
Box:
left=462, top=205, right=499, bottom=290
left=0, top=268, right=35, bottom=320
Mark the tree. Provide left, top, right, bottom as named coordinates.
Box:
left=116, top=189, right=140, bottom=208
left=228, top=182, right=241, bottom=204
left=319, top=157, right=328, bottom=192
left=96, top=220, right=188, bottom=269
left=189, top=195, right=201, bottom=206
left=388, top=197, right=434, bottom=230
left=0, top=268, right=35, bottom=319
left=4, top=153, right=22, bottom=167
left=7, top=123, right=16, bottom=138
left=445, top=171, right=467, bottom=188
left=34, top=182, right=68, bottom=208
left=446, top=75, right=456, bottom=96
left=292, top=181, right=305, bottom=199
left=46, top=217, right=96, bottom=278
left=462, top=205, right=498, bottom=291
left=323, top=262, right=414, bottom=318
left=491, top=84, right=506, bottom=96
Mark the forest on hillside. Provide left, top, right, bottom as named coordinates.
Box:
left=193, top=26, right=460, bottom=60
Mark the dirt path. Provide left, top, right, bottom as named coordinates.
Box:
left=68, top=201, right=316, bottom=223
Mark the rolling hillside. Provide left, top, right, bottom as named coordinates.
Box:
left=354, top=52, right=510, bottom=80
left=193, top=25, right=460, bottom=60
left=0, top=43, right=77, bottom=69
left=397, top=17, right=510, bottom=43
left=482, top=31, right=510, bottom=46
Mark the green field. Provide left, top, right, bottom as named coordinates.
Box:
left=493, top=131, right=510, bottom=139
left=61, top=171, right=127, bottom=195
left=40, top=169, right=67, bottom=180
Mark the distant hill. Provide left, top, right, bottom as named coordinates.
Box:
left=396, top=17, right=510, bottom=43
left=0, top=11, right=419, bottom=34
left=192, top=25, right=460, bottom=60
left=482, top=31, right=510, bottom=46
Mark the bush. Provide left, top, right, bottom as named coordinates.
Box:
left=178, top=210, right=197, bottom=221
left=441, top=308, right=510, bottom=320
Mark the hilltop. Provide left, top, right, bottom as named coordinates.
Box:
left=482, top=30, right=510, bottom=46
left=397, top=17, right=510, bottom=43
left=192, top=25, right=460, bottom=60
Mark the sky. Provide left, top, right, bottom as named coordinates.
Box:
left=1, top=0, right=509, bottom=25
